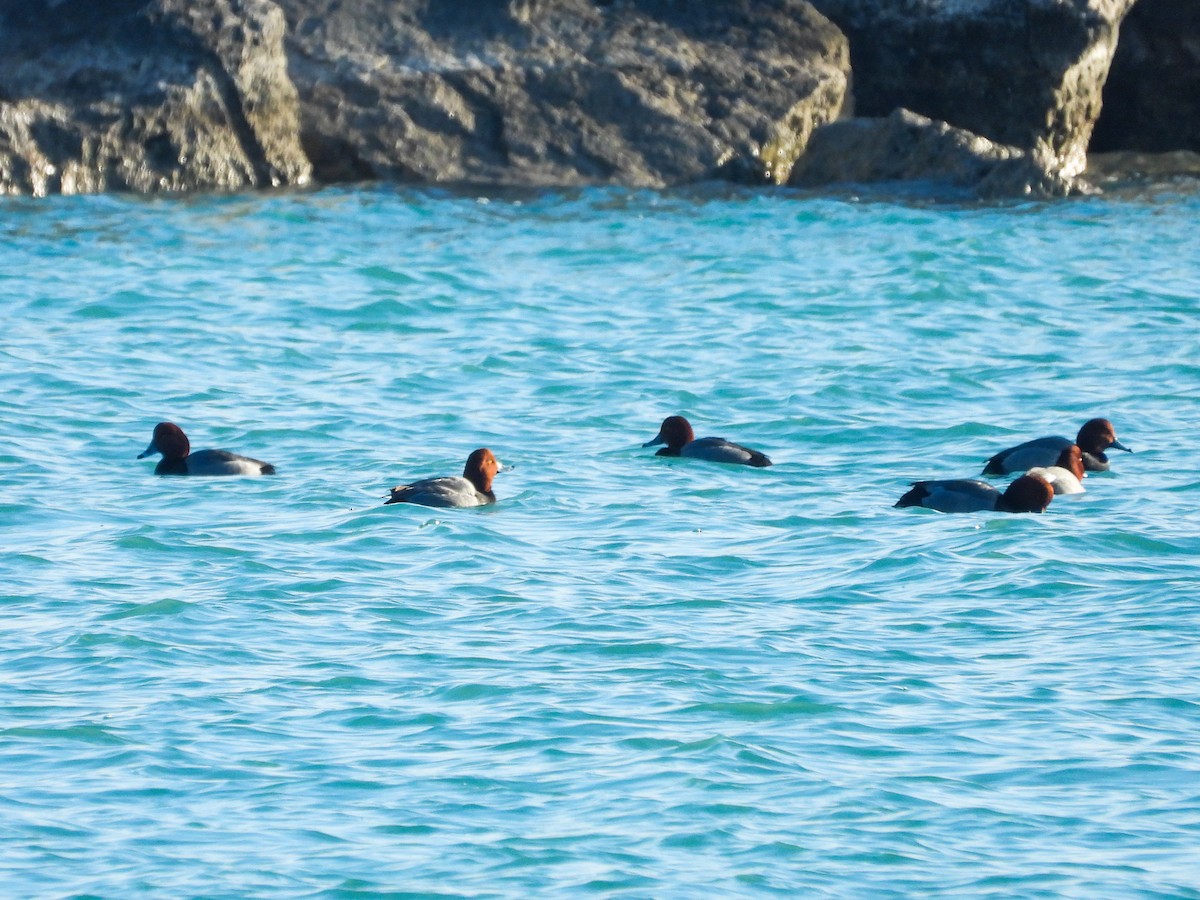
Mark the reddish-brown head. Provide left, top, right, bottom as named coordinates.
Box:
left=139, top=422, right=190, bottom=461
left=643, top=415, right=696, bottom=453
left=999, top=474, right=1055, bottom=513
left=1076, top=418, right=1129, bottom=455
left=463, top=448, right=503, bottom=493
left=1055, top=445, right=1085, bottom=481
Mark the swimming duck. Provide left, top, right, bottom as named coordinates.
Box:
left=1026, top=445, right=1085, bottom=495
left=385, top=448, right=504, bottom=508
left=138, top=422, right=276, bottom=476
left=895, top=473, right=1054, bottom=514
left=643, top=415, right=772, bottom=467
left=983, top=418, right=1129, bottom=474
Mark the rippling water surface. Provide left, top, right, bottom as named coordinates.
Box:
left=2, top=183, right=1199, bottom=897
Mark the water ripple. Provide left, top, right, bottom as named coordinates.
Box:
left=0, top=184, right=1198, bottom=896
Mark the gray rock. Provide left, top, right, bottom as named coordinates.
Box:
left=807, top=0, right=1137, bottom=178
left=4, top=0, right=1188, bottom=198
left=1086, top=150, right=1200, bottom=188
left=790, top=108, right=1088, bottom=197
left=975, top=154, right=1091, bottom=200
left=1091, top=0, right=1200, bottom=154
left=0, top=0, right=310, bottom=196
left=280, top=0, right=850, bottom=187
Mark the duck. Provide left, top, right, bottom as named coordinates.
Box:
left=642, top=415, right=772, bottom=467
left=982, top=417, right=1130, bottom=474
left=895, top=473, right=1054, bottom=514
left=1025, top=445, right=1085, bottom=495
left=138, top=422, right=276, bottom=476
left=385, top=448, right=504, bottom=508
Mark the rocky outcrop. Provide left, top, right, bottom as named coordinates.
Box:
left=0, top=0, right=310, bottom=196
left=281, top=0, right=850, bottom=188
left=0, top=0, right=850, bottom=195
left=1085, top=150, right=1200, bottom=195
left=790, top=108, right=1087, bottom=197
left=1091, top=0, right=1200, bottom=154
left=1, top=0, right=1195, bottom=199
left=807, top=0, right=1137, bottom=178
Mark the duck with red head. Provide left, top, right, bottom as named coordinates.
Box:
left=896, top=473, right=1054, bottom=514
left=138, top=422, right=276, bottom=476
left=1026, top=445, right=1086, bottom=495
left=385, top=448, right=506, bottom=508
left=983, top=417, right=1130, bottom=474
left=643, top=415, right=772, bottom=467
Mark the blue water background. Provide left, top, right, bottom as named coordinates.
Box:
left=2, top=183, right=1199, bottom=896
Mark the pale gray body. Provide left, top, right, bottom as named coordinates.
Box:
left=386, top=476, right=493, bottom=508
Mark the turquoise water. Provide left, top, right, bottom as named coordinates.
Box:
left=2, top=183, right=1199, bottom=897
